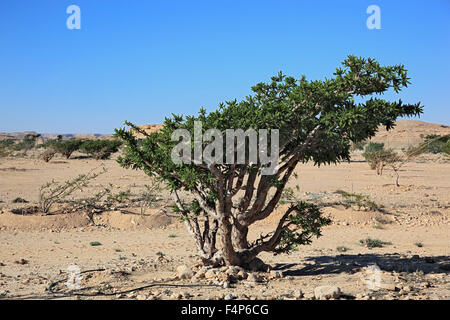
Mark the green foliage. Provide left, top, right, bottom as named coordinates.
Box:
left=274, top=202, right=331, bottom=254
left=79, top=140, right=122, bottom=160
left=39, top=167, right=107, bottom=213
left=442, top=141, right=450, bottom=155
left=363, top=146, right=399, bottom=170
left=10, top=134, right=41, bottom=152
left=89, top=241, right=102, bottom=246
left=140, top=180, right=162, bottom=214
left=350, top=140, right=367, bottom=151
left=335, top=190, right=380, bottom=211
left=422, top=134, right=450, bottom=154
left=0, top=139, right=15, bottom=149
left=359, top=238, right=392, bottom=249
left=116, top=55, right=422, bottom=193
left=53, top=139, right=84, bottom=159
left=364, top=142, right=385, bottom=153
left=0, top=140, right=14, bottom=157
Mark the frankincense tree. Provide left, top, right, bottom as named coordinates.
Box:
left=115, top=56, right=423, bottom=268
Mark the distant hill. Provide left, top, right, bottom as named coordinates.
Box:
left=136, top=120, right=449, bottom=149
left=0, top=131, right=112, bottom=141
left=368, top=120, right=450, bottom=149
left=2, top=120, right=449, bottom=148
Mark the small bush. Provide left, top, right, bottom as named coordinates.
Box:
left=39, top=167, right=107, bottom=213
left=10, top=134, right=41, bottom=153
left=423, top=134, right=450, bottom=154
left=89, top=241, right=102, bottom=246
left=53, top=139, right=84, bottom=159
left=364, top=142, right=385, bottom=154
left=359, top=238, right=392, bottom=249
left=41, top=149, right=56, bottom=162
left=350, top=140, right=367, bottom=151
left=12, top=197, right=28, bottom=203
left=79, top=140, right=122, bottom=160
left=335, top=190, right=380, bottom=211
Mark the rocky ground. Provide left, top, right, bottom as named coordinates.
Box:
left=0, top=137, right=449, bottom=300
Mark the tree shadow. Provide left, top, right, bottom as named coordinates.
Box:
left=273, top=253, right=450, bottom=276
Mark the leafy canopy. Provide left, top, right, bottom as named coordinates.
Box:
left=116, top=55, right=422, bottom=194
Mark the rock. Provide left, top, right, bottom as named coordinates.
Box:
left=14, top=259, right=28, bottom=265
left=237, top=270, right=248, bottom=280
left=224, top=293, right=236, bottom=300
left=136, top=294, right=147, bottom=300
left=293, top=289, right=303, bottom=298
left=247, top=273, right=264, bottom=283
left=379, top=283, right=398, bottom=291
left=194, top=268, right=207, bottom=279
left=225, top=266, right=242, bottom=276
left=205, top=269, right=217, bottom=279
left=269, top=270, right=284, bottom=279
left=314, top=286, right=341, bottom=300
left=176, top=265, right=194, bottom=279
left=126, top=292, right=136, bottom=299
left=247, top=258, right=271, bottom=272
left=223, top=281, right=230, bottom=289
left=169, top=293, right=182, bottom=300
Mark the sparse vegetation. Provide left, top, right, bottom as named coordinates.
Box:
left=359, top=238, right=392, bottom=249
left=350, top=140, right=367, bottom=151
left=422, top=134, right=450, bottom=154
left=79, top=140, right=122, bottom=160
left=89, top=241, right=102, bottom=246
left=334, top=190, right=380, bottom=211
left=53, top=139, right=84, bottom=159
left=41, top=149, right=56, bottom=162
left=362, top=137, right=446, bottom=186
left=10, top=134, right=41, bottom=153
left=139, top=180, right=162, bottom=215
left=38, top=167, right=107, bottom=213
left=12, top=197, right=28, bottom=203
left=336, top=246, right=350, bottom=253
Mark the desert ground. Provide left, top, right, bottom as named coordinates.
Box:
left=0, top=121, right=449, bottom=300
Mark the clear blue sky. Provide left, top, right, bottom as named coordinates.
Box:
left=1, top=0, right=449, bottom=133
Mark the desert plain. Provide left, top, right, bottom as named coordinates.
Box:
left=0, top=120, right=449, bottom=300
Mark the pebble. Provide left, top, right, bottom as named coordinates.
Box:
left=224, top=293, right=236, bottom=300
left=314, top=286, right=341, bottom=300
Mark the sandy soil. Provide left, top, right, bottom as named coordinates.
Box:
left=0, top=126, right=449, bottom=300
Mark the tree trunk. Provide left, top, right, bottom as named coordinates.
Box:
left=220, top=217, right=241, bottom=266
left=232, top=220, right=249, bottom=250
